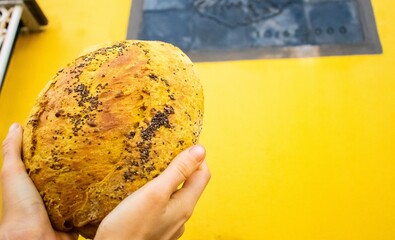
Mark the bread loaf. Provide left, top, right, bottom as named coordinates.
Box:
left=22, top=41, right=204, bottom=239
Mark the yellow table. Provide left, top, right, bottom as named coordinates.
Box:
left=1, top=1, right=395, bottom=239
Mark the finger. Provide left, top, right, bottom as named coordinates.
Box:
left=1, top=123, right=25, bottom=179
left=170, top=225, right=185, bottom=240
left=150, top=145, right=206, bottom=195
left=173, top=160, right=210, bottom=202
left=170, top=161, right=210, bottom=218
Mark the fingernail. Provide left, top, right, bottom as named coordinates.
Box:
left=9, top=123, right=19, bottom=132
left=189, top=144, right=205, bottom=161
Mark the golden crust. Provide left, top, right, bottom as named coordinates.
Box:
left=22, top=41, right=204, bottom=239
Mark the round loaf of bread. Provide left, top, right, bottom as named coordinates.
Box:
left=22, top=41, right=204, bottom=239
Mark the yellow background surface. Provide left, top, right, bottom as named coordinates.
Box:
left=1, top=0, right=395, bottom=239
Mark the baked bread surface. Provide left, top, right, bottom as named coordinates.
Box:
left=22, top=40, right=204, bottom=239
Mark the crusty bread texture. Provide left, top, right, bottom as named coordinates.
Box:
left=22, top=40, right=204, bottom=239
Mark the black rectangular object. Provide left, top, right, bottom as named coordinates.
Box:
left=128, top=0, right=382, bottom=61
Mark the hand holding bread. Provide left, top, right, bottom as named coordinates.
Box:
left=1, top=40, right=210, bottom=239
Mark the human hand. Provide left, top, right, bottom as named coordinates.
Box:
left=0, top=123, right=78, bottom=240
left=94, top=145, right=211, bottom=240
left=0, top=123, right=210, bottom=240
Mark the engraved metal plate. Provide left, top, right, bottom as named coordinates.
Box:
left=128, top=0, right=382, bottom=61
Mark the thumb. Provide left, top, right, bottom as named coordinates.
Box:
left=150, top=145, right=206, bottom=195
left=1, top=123, right=47, bottom=219
left=1, top=123, right=25, bottom=177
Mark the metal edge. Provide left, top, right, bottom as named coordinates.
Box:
left=24, top=0, right=48, bottom=26
left=0, top=5, right=22, bottom=92
left=356, top=0, right=382, bottom=53
left=0, top=0, right=23, bottom=5
left=127, top=0, right=144, bottom=39
left=0, top=0, right=48, bottom=30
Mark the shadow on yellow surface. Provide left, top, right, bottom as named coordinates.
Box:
left=1, top=0, right=395, bottom=239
